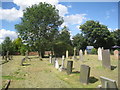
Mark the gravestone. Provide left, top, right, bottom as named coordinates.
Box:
left=25, top=50, right=28, bottom=58
left=62, top=55, right=65, bottom=69
left=102, top=49, right=111, bottom=70
left=21, top=58, right=26, bottom=66
left=66, top=50, right=68, bottom=58
left=85, top=50, right=87, bottom=55
left=98, top=47, right=103, bottom=60
left=66, top=61, right=73, bottom=75
left=100, top=76, right=118, bottom=89
left=80, top=65, right=90, bottom=84
left=73, top=47, right=76, bottom=59
left=79, top=50, right=83, bottom=61
left=55, top=59, right=59, bottom=69
left=49, top=54, right=52, bottom=63
left=114, top=50, right=120, bottom=60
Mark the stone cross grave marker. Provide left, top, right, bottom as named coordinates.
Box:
left=66, top=50, right=68, bottom=58
left=114, top=50, right=120, bottom=60
left=66, top=61, right=73, bottom=75
left=80, top=65, right=90, bottom=84
left=102, top=49, right=111, bottom=70
left=98, top=47, right=103, bottom=60
left=49, top=54, right=52, bottom=63
left=100, top=76, right=118, bottom=89
left=79, top=50, right=83, bottom=61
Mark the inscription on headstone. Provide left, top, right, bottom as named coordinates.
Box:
left=102, top=49, right=111, bottom=70
left=80, top=65, right=90, bottom=84
left=66, top=61, right=73, bottom=75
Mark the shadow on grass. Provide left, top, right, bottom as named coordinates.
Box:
left=0, top=60, right=9, bottom=65
left=111, top=65, right=117, bottom=70
left=89, top=76, right=98, bottom=83
left=72, top=71, right=80, bottom=74
left=22, top=64, right=31, bottom=66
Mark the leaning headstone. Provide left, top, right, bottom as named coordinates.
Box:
left=66, top=61, right=73, bottom=75
left=49, top=54, right=52, bottom=63
left=114, top=50, right=120, bottom=60
left=100, top=76, right=118, bottom=89
left=66, top=50, right=68, bottom=58
left=79, top=50, right=83, bottom=61
left=21, top=58, right=26, bottom=66
left=55, top=59, right=59, bottom=69
left=84, top=50, right=87, bottom=55
left=102, top=49, right=111, bottom=70
left=80, top=65, right=90, bottom=84
left=98, top=47, right=103, bottom=60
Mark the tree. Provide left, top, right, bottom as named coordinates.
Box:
left=79, top=20, right=114, bottom=49
left=2, top=37, right=13, bottom=55
left=53, top=26, right=73, bottom=57
left=72, top=33, right=87, bottom=50
left=112, top=29, right=120, bottom=46
left=15, top=2, right=63, bottom=58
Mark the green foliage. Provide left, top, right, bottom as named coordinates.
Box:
left=20, top=45, right=27, bottom=56
left=72, top=33, right=87, bottom=50
left=79, top=20, right=114, bottom=49
left=90, top=48, right=97, bottom=54
left=2, top=37, right=14, bottom=55
left=112, top=29, right=120, bottom=46
left=15, top=2, right=63, bottom=57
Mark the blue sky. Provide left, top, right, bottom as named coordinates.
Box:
left=0, top=0, right=118, bottom=43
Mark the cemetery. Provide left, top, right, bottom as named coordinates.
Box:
left=0, top=1, right=120, bottom=89
left=0, top=48, right=119, bottom=88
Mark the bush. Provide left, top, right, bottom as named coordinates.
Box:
left=90, top=48, right=97, bottom=54
left=20, top=45, right=27, bottom=56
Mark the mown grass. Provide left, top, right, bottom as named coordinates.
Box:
left=1, top=55, right=118, bottom=88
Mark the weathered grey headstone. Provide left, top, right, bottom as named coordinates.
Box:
left=79, top=50, right=83, bottom=61
left=66, top=61, right=73, bottom=75
left=114, top=50, right=120, bottom=60
left=66, top=50, right=68, bottom=58
left=80, top=65, right=90, bottom=84
left=49, top=54, right=52, bottom=63
left=102, top=49, right=111, bottom=70
left=100, top=76, right=118, bottom=89
left=98, top=47, right=103, bottom=60
left=84, top=50, right=87, bottom=55
left=55, top=59, right=59, bottom=69
left=25, top=50, right=28, bottom=58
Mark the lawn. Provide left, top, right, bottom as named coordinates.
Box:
left=0, top=54, right=118, bottom=88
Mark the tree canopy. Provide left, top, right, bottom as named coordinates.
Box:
left=79, top=20, right=114, bottom=49
left=15, top=2, right=63, bottom=57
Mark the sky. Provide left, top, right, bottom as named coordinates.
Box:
left=0, top=0, right=119, bottom=44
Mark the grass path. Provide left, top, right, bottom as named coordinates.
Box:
left=2, top=56, right=71, bottom=88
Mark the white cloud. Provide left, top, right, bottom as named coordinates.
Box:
left=62, top=14, right=87, bottom=26
left=0, top=29, right=18, bottom=43
left=1, top=0, right=68, bottom=21
left=0, top=8, right=23, bottom=21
